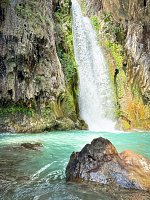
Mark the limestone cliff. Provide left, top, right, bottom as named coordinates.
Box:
left=0, top=0, right=83, bottom=132
left=100, top=0, right=150, bottom=102
left=80, top=0, right=150, bottom=130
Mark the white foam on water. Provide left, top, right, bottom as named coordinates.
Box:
left=31, top=161, right=57, bottom=180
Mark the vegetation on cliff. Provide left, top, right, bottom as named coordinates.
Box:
left=87, top=4, right=150, bottom=131
left=61, top=0, right=150, bottom=132
left=1, top=0, right=150, bottom=132
left=0, top=0, right=82, bottom=132
left=53, top=0, right=79, bottom=120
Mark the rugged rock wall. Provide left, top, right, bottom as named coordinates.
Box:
left=80, top=0, right=150, bottom=130
left=102, top=0, right=150, bottom=101
left=0, top=0, right=83, bottom=132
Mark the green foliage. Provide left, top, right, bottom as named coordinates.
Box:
left=80, top=0, right=87, bottom=15
left=1, top=0, right=10, bottom=5
left=58, top=51, right=77, bottom=81
left=114, top=107, right=122, bottom=118
left=104, top=40, right=123, bottom=68
left=99, top=12, right=126, bottom=100
left=55, top=7, right=79, bottom=116
left=90, top=16, right=100, bottom=33
left=102, top=12, right=125, bottom=44
left=121, top=120, right=131, bottom=131
left=54, top=0, right=77, bottom=83
left=0, top=105, right=34, bottom=117
left=102, top=13, right=111, bottom=23
left=61, top=90, right=77, bottom=120
left=65, top=92, right=74, bottom=113
left=105, top=39, right=126, bottom=100
left=132, top=84, right=142, bottom=99
left=42, top=108, right=52, bottom=119
left=3, top=0, right=10, bottom=3
left=16, top=3, right=32, bottom=18
left=16, top=1, right=49, bottom=25
left=35, top=76, right=45, bottom=83
left=97, top=13, right=126, bottom=117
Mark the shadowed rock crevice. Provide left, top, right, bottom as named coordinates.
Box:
left=144, top=0, right=147, bottom=7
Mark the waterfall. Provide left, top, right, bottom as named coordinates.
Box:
left=72, top=0, right=115, bottom=131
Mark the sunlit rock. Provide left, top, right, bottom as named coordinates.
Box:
left=66, top=137, right=150, bottom=191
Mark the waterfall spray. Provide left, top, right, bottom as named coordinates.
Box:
left=72, top=0, right=115, bottom=131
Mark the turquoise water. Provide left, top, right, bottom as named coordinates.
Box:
left=0, top=130, right=150, bottom=200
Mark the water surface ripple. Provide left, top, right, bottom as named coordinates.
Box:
left=0, top=131, right=150, bottom=200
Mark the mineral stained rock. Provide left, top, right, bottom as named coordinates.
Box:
left=66, top=137, right=150, bottom=191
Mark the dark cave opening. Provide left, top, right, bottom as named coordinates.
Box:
left=8, top=89, right=13, bottom=97
left=0, top=7, right=5, bottom=22
left=144, top=0, right=147, bottom=7
left=114, top=69, right=119, bottom=84
left=17, top=71, right=25, bottom=82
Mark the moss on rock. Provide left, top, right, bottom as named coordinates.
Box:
left=0, top=0, right=85, bottom=133
left=88, top=9, right=150, bottom=131
left=54, top=0, right=80, bottom=120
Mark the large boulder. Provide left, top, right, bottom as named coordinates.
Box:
left=66, top=137, right=150, bottom=191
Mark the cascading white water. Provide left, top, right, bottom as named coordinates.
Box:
left=72, top=0, right=115, bottom=131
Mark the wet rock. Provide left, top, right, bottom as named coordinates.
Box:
left=84, top=0, right=150, bottom=100
left=0, top=0, right=81, bottom=133
left=51, top=118, right=76, bottom=131
left=21, top=142, right=43, bottom=150
left=115, top=115, right=132, bottom=131
left=80, top=0, right=150, bottom=130
left=66, top=137, right=150, bottom=191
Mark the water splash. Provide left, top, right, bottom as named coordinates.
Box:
left=31, top=161, right=57, bottom=180
left=72, top=0, right=115, bottom=131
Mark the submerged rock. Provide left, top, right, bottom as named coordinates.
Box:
left=66, top=137, right=150, bottom=191
left=21, top=142, right=43, bottom=150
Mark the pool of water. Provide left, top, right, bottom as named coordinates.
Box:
left=0, top=130, right=150, bottom=200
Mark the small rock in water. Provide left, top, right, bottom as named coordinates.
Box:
left=66, top=137, right=150, bottom=191
left=21, top=142, right=43, bottom=150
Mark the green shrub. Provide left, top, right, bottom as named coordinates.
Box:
left=102, top=12, right=125, bottom=44
left=0, top=105, right=35, bottom=117
left=16, top=3, right=32, bottom=18
left=80, top=0, right=87, bottom=15
left=90, top=16, right=100, bottom=33
left=54, top=0, right=77, bottom=84
left=1, top=0, right=10, bottom=5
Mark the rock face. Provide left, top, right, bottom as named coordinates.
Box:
left=102, top=0, right=150, bottom=102
left=0, top=0, right=84, bottom=132
left=66, top=137, right=150, bottom=191
left=79, top=0, right=150, bottom=130
left=85, top=0, right=150, bottom=100
left=0, top=0, right=65, bottom=103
